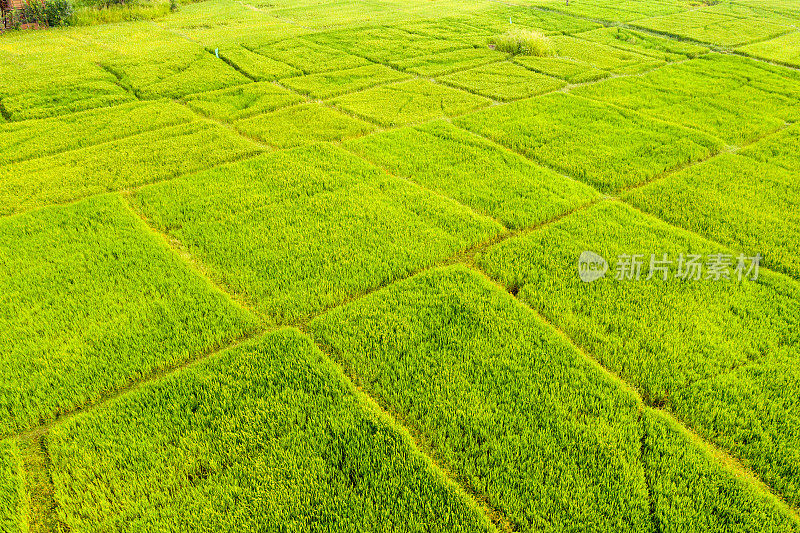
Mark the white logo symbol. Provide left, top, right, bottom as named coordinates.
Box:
left=578, top=251, right=607, bottom=283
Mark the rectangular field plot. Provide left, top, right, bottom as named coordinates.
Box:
left=330, top=79, right=490, bottom=126
left=0, top=100, right=194, bottom=166
left=575, top=27, right=709, bottom=61
left=740, top=123, right=800, bottom=173
left=47, top=329, right=492, bottom=532
left=573, top=55, right=800, bottom=145
left=466, top=4, right=601, bottom=35
left=280, top=64, right=410, bottom=99
left=393, top=47, right=505, bottom=77
left=478, top=201, right=800, bottom=506
left=133, top=144, right=502, bottom=324
left=217, top=46, right=302, bottom=81
left=512, top=56, right=608, bottom=84
left=438, top=61, right=566, bottom=101
left=244, top=38, right=369, bottom=74
left=534, top=0, right=689, bottom=22
left=344, top=120, right=598, bottom=229
left=309, top=264, right=799, bottom=531
left=624, top=153, right=800, bottom=280
left=234, top=103, right=374, bottom=147
left=0, top=439, right=25, bottom=532
left=0, top=121, right=262, bottom=216
left=740, top=31, right=800, bottom=69
left=308, top=27, right=467, bottom=66
left=0, top=194, right=258, bottom=436
left=544, top=35, right=666, bottom=74
left=455, top=93, right=721, bottom=192
left=185, top=82, right=304, bottom=122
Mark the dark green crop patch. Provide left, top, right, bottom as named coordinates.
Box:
left=246, top=38, right=369, bottom=74
left=47, top=328, right=493, bottom=532
left=330, top=79, right=491, bottom=127
left=0, top=194, right=259, bottom=436
left=344, top=120, right=599, bottom=229
left=438, top=61, right=566, bottom=101
left=234, top=103, right=375, bottom=147
left=133, top=143, right=502, bottom=324
left=455, top=93, right=721, bottom=192
left=218, top=46, right=302, bottom=81
left=624, top=153, right=800, bottom=280
left=0, top=121, right=263, bottom=216
left=393, top=47, right=506, bottom=77
left=184, top=82, right=304, bottom=122
left=478, top=201, right=800, bottom=507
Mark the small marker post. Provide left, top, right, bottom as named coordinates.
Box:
left=215, top=48, right=219, bottom=58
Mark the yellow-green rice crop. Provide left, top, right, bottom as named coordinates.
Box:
left=185, top=82, right=304, bottom=122
left=488, top=29, right=552, bottom=56
left=133, top=143, right=502, bottom=324
left=0, top=121, right=262, bottom=216
left=344, top=120, right=599, bottom=229
left=393, top=47, right=506, bottom=77
left=438, top=61, right=566, bottom=101
left=234, top=103, right=374, bottom=147
left=47, top=329, right=494, bottom=532
left=0, top=194, right=259, bottom=436
left=330, top=79, right=490, bottom=126
left=0, top=439, right=26, bottom=533
left=280, top=64, right=410, bottom=99
left=455, top=93, right=721, bottom=192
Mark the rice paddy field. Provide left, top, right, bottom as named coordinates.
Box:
left=1, top=0, right=799, bottom=530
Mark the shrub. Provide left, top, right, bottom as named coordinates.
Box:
left=45, top=0, right=73, bottom=25
left=490, top=28, right=553, bottom=56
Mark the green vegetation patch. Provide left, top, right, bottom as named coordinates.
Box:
left=309, top=265, right=652, bottom=532
left=308, top=27, right=467, bottom=66
left=133, top=144, right=502, bottom=324
left=245, top=38, right=369, bottom=74
left=48, top=328, right=492, bottom=532
left=740, top=122, right=800, bottom=173
left=624, top=153, right=800, bottom=280
left=393, top=47, right=505, bottom=77
left=218, top=46, right=302, bottom=81
left=545, top=34, right=665, bottom=74
left=438, top=61, right=566, bottom=101
left=455, top=93, right=721, bottom=192
left=573, top=55, right=800, bottom=145
left=234, top=103, right=374, bottom=148
left=0, top=100, right=195, bottom=166
left=468, top=5, right=601, bottom=35
left=740, top=31, right=800, bottom=68
left=0, top=121, right=262, bottom=216
left=0, top=194, right=258, bottom=436
left=395, top=18, right=494, bottom=46
left=576, top=27, right=709, bottom=61
left=280, top=64, right=411, bottom=99
left=0, top=439, right=26, bottom=533
left=344, top=120, right=598, bottom=229
left=185, top=82, right=304, bottom=122
left=642, top=408, right=800, bottom=532
left=478, top=201, right=800, bottom=506
left=512, top=55, right=608, bottom=83
left=331, top=79, right=490, bottom=126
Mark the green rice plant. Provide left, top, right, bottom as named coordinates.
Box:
left=0, top=121, right=262, bottom=216
left=489, top=29, right=553, bottom=56
left=234, top=103, right=374, bottom=148
left=512, top=55, right=608, bottom=83
left=438, top=60, right=565, bottom=101
left=330, top=79, right=490, bottom=127
left=393, top=47, right=506, bottom=77
left=0, top=439, right=26, bottom=533
left=309, top=265, right=652, bottom=532
left=245, top=38, right=369, bottom=74
left=576, top=27, right=709, bottom=60
left=70, top=1, right=172, bottom=25
left=184, top=82, right=303, bottom=121
left=467, top=4, right=601, bottom=35
left=642, top=408, right=799, bottom=532
left=740, top=31, right=800, bottom=68
left=740, top=123, right=800, bottom=173
left=133, top=143, right=502, bottom=324
left=478, top=201, right=800, bottom=506
left=542, top=0, right=688, bottom=23
left=216, top=46, right=301, bottom=81
left=280, top=64, right=410, bottom=99
left=0, top=194, right=259, bottom=436
left=395, top=18, right=494, bottom=47
left=546, top=34, right=664, bottom=74
left=308, top=26, right=467, bottom=66
left=455, top=93, right=721, bottom=192
left=573, top=54, right=800, bottom=144
left=309, top=264, right=800, bottom=531
left=344, top=120, right=599, bottom=228
left=47, top=329, right=494, bottom=532
left=624, top=153, right=800, bottom=280
left=0, top=100, right=194, bottom=166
